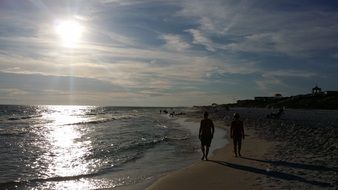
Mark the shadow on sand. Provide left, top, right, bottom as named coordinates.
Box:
left=240, top=156, right=338, bottom=172
left=209, top=160, right=333, bottom=188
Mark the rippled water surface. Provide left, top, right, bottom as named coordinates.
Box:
left=0, top=105, right=203, bottom=189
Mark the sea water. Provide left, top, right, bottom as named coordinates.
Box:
left=0, top=105, right=226, bottom=189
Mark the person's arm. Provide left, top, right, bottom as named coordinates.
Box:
left=199, top=121, right=202, bottom=139
left=211, top=120, right=215, bottom=139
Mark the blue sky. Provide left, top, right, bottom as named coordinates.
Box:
left=0, top=0, right=338, bottom=106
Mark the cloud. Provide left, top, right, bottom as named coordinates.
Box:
left=262, top=70, right=317, bottom=78
left=256, top=78, right=282, bottom=91
left=226, top=33, right=279, bottom=53
left=179, top=0, right=247, bottom=33
left=0, top=88, right=29, bottom=96
left=185, top=29, right=216, bottom=52
left=1, top=28, right=260, bottom=90
left=255, top=69, right=318, bottom=94
left=160, top=34, right=191, bottom=51
left=226, top=26, right=338, bottom=56
left=178, top=0, right=338, bottom=56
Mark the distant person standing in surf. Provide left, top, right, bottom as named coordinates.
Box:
left=230, top=113, right=245, bottom=157
left=199, top=111, right=214, bottom=161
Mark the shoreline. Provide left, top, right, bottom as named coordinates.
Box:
left=116, top=115, right=228, bottom=190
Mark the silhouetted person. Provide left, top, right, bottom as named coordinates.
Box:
left=230, top=113, right=244, bottom=157
left=199, top=111, right=214, bottom=160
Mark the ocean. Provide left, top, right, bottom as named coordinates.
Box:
left=0, top=105, right=226, bottom=189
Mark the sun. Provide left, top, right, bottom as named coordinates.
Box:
left=54, top=20, right=84, bottom=48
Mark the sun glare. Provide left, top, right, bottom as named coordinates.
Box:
left=54, top=20, right=84, bottom=48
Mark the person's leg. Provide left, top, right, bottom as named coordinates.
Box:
left=233, top=138, right=238, bottom=156
left=205, top=146, right=209, bottom=160
left=238, top=139, right=242, bottom=157
left=201, top=145, right=205, bottom=160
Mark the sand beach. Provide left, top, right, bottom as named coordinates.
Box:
left=147, top=107, right=338, bottom=190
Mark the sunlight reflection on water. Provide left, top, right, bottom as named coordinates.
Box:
left=41, top=105, right=91, bottom=125
left=42, top=178, right=115, bottom=190
left=45, top=125, right=90, bottom=177
left=34, top=105, right=111, bottom=189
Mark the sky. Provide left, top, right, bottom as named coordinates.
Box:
left=0, top=0, right=338, bottom=106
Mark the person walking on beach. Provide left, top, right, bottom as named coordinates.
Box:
left=199, top=111, right=214, bottom=161
left=231, top=113, right=244, bottom=157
